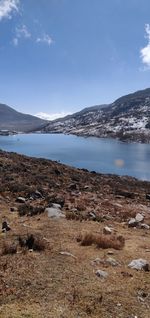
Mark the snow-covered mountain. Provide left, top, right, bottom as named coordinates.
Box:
left=42, top=88, right=150, bottom=142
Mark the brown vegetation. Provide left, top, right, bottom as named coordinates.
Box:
left=79, top=232, right=125, bottom=250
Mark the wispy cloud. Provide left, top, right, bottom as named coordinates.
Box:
left=35, top=112, right=71, bottom=121
left=16, top=24, right=31, bottom=38
left=13, top=24, right=31, bottom=46
left=0, top=0, right=19, bottom=21
left=140, top=24, right=150, bottom=68
left=36, top=34, right=53, bottom=46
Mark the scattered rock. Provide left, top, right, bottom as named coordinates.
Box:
left=16, top=196, right=26, bottom=203
left=128, top=218, right=138, bottom=228
left=128, top=259, right=150, bottom=271
left=91, top=258, right=104, bottom=265
left=89, top=212, right=97, bottom=221
left=106, top=257, right=119, bottom=266
left=140, top=223, right=150, bottom=230
left=96, top=270, right=108, bottom=279
left=2, top=220, right=11, bottom=232
left=59, top=251, right=76, bottom=258
left=103, top=226, right=112, bottom=235
left=45, top=207, right=64, bottom=219
left=146, top=193, right=150, bottom=200
left=135, top=213, right=144, bottom=223
left=107, top=250, right=114, bottom=255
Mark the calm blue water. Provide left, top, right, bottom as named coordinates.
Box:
left=0, top=133, right=150, bottom=181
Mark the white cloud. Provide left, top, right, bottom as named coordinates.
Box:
left=140, top=24, right=150, bottom=67
left=35, top=112, right=71, bottom=121
left=36, top=34, right=53, bottom=46
left=12, top=24, right=31, bottom=46
left=0, top=0, right=19, bottom=21
left=12, top=37, right=18, bottom=46
left=16, top=24, right=31, bottom=38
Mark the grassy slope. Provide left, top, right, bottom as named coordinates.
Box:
left=0, top=151, right=150, bottom=318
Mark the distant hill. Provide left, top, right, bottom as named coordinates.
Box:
left=42, top=88, right=150, bottom=143
left=0, top=104, right=47, bottom=133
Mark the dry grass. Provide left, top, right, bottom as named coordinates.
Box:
left=79, top=232, right=125, bottom=250
left=1, top=241, right=17, bottom=255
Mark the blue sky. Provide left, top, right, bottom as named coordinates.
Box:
left=0, top=0, right=150, bottom=119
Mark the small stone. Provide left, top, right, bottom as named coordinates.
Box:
left=106, top=257, right=119, bottom=266
left=34, top=190, right=43, bottom=198
left=135, top=213, right=144, bottom=223
left=107, top=250, right=114, bottom=255
left=128, top=218, right=138, bottom=228
left=89, top=212, right=97, bottom=221
left=103, top=226, right=112, bottom=235
left=2, top=221, right=11, bottom=232
left=91, top=258, right=104, bottom=265
left=16, top=197, right=26, bottom=203
left=146, top=193, right=150, bottom=200
left=96, top=270, right=108, bottom=278
left=59, top=251, right=76, bottom=258
left=128, top=259, right=150, bottom=271
left=141, top=223, right=150, bottom=230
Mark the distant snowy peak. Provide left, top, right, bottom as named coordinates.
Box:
left=42, top=88, right=150, bottom=143
left=35, top=112, right=72, bottom=121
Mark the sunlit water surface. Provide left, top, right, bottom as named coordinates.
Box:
left=0, top=133, right=150, bottom=180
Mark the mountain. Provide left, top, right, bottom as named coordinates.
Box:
left=0, top=104, right=47, bottom=133
left=42, top=88, right=150, bottom=142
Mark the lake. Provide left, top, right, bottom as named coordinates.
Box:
left=0, top=133, right=150, bottom=181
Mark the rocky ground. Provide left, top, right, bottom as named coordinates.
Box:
left=0, top=150, right=150, bottom=318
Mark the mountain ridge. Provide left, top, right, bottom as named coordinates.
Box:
left=42, top=88, right=150, bottom=143
left=0, top=103, right=47, bottom=133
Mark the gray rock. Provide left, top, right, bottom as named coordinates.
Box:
left=128, top=218, right=138, bottom=228
left=89, top=212, right=97, bottom=220
left=103, top=226, right=112, bottom=235
left=91, top=258, right=104, bottom=265
left=34, top=190, right=43, bottom=198
left=51, top=203, right=62, bottom=209
left=16, top=197, right=26, bottom=203
left=96, top=270, right=108, bottom=278
left=106, top=257, right=119, bottom=266
left=128, top=259, right=150, bottom=271
left=141, top=223, right=150, bottom=230
left=135, top=213, right=144, bottom=223
left=45, top=207, right=64, bottom=219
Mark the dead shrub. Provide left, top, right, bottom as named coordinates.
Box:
left=66, top=211, right=83, bottom=221
left=18, top=204, right=45, bottom=217
left=80, top=233, right=96, bottom=246
left=96, top=234, right=125, bottom=250
left=79, top=233, right=125, bottom=250
left=18, top=234, right=46, bottom=251
left=2, top=242, right=17, bottom=255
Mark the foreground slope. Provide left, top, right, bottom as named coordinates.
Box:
left=0, top=103, right=47, bottom=132
left=43, top=88, right=150, bottom=142
left=0, top=150, right=150, bottom=317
